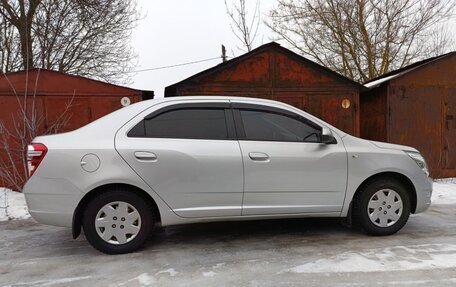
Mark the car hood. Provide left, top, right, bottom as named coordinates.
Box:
left=370, top=140, right=418, bottom=152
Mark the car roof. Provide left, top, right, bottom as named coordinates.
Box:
left=125, top=96, right=292, bottom=113
left=137, top=95, right=281, bottom=105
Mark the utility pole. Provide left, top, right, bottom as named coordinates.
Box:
left=221, top=45, right=227, bottom=62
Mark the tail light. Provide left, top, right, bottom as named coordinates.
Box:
left=27, top=143, right=48, bottom=177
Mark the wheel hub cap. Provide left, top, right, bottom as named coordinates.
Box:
left=95, top=201, right=141, bottom=245
left=367, top=189, right=403, bottom=227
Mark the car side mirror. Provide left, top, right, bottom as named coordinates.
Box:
left=321, top=127, right=336, bottom=144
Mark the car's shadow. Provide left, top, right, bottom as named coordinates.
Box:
left=146, top=217, right=355, bottom=248
left=63, top=212, right=436, bottom=256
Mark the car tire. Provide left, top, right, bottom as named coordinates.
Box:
left=353, top=178, right=411, bottom=236
left=82, top=190, right=153, bottom=254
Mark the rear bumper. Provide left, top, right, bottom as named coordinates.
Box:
left=23, top=177, right=84, bottom=227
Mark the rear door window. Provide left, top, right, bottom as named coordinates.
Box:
left=129, top=108, right=229, bottom=140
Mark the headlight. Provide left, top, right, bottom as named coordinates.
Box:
left=405, top=151, right=429, bottom=176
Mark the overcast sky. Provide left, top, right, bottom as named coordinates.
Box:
left=130, top=0, right=456, bottom=98
left=130, top=0, right=276, bottom=97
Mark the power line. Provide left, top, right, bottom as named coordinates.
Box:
left=128, top=56, right=223, bottom=74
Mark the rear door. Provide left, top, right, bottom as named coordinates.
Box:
left=115, top=101, right=244, bottom=218
left=232, top=102, right=348, bottom=215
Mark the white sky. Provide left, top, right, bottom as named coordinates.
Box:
left=130, top=0, right=456, bottom=98
left=130, top=0, right=276, bottom=97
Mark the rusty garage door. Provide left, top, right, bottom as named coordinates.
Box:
left=388, top=86, right=442, bottom=177
left=444, top=89, right=456, bottom=171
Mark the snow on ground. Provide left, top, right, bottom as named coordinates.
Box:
left=202, top=271, right=216, bottom=277
left=112, top=273, right=156, bottom=286
left=156, top=268, right=178, bottom=277
left=432, top=178, right=456, bottom=205
left=0, top=188, right=30, bottom=221
left=280, top=243, right=456, bottom=274
left=0, top=178, right=454, bottom=222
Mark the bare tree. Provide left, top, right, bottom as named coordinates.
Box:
left=0, top=1, right=139, bottom=190
left=0, top=69, right=75, bottom=191
left=267, top=0, right=456, bottom=82
left=0, top=0, right=139, bottom=84
left=225, top=0, right=261, bottom=52
left=0, top=0, right=41, bottom=70
left=424, top=25, right=456, bottom=57
left=0, top=5, right=22, bottom=72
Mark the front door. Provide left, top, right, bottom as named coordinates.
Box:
left=232, top=103, right=348, bottom=215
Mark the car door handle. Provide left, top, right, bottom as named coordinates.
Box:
left=134, top=151, right=157, bottom=161
left=248, top=152, right=270, bottom=162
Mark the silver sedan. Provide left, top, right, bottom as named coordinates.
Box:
left=24, top=96, right=432, bottom=254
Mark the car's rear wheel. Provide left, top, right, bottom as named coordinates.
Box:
left=83, top=191, right=153, bottom=254
left=353, top=178, right=411, bottom=235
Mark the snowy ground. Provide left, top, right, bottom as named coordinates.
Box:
left=431, top=178, right=456, bottom=205
left=0, top=188, right=29, bottom=221
left=1, top=197, right=456, bottom=287
left=0, top=179, right=455, bottom=286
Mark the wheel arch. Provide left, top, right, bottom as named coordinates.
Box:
left=349, top=172, right=417, bottom=221
left=72, top=183, right=161, bottom=239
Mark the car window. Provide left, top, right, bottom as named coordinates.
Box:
left=239, top=109, right=321, bottom=142
left=136, top=108, right=228, bottom=140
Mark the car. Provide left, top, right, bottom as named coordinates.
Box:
left=23, top=96, right=432, bottom=254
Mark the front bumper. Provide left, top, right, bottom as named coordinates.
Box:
left=413, top=175, right=433, bottom=213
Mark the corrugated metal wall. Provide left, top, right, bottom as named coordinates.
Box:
left=166, top=43, right=362, bottom=136
left=361, top=54, right=456, bottom=178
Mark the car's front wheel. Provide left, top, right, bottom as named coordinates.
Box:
left=82, top=190, right=153, bottom=254
left=353, top=178, right=411, bottom=235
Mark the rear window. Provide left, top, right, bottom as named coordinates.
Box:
left=128, top=108, right=228, bottom=140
